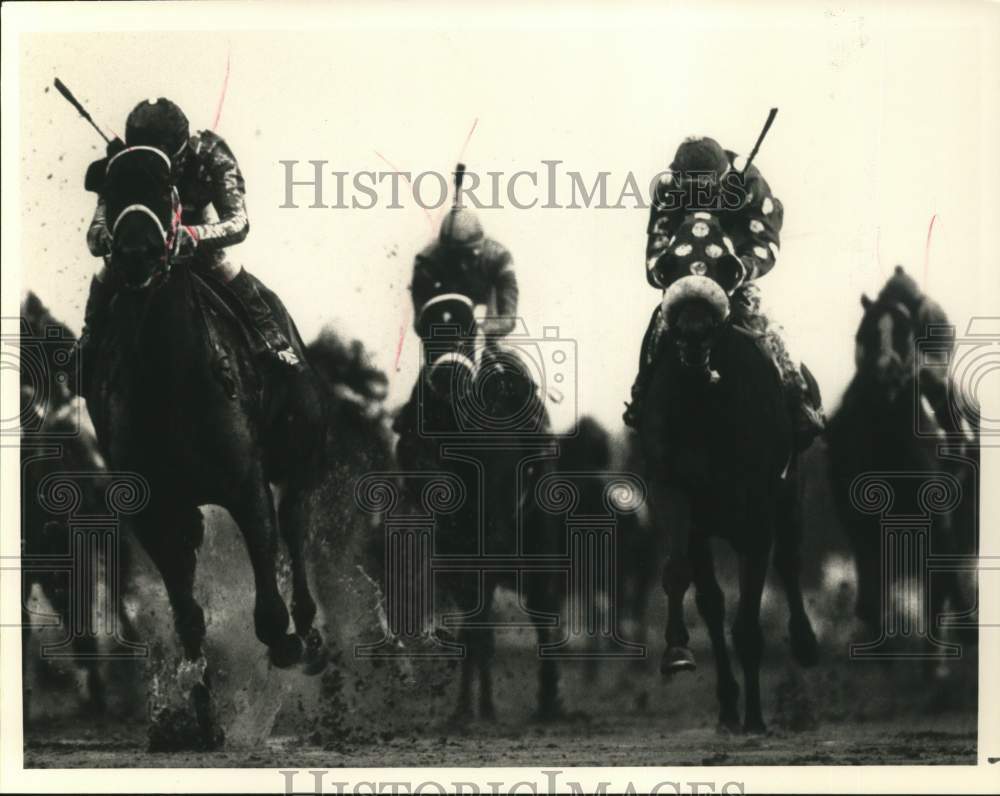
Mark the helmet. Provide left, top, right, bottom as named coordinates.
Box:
left=672, top=136, right=730, bottom=178
left=125, top=98, right=190, bottom=159
left=439, top=207, right=484, bottom=248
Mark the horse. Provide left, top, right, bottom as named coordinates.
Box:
left=826, top=266, right=976, bottom=645
left=556, top=417, right=659, bottom=684
left=637, top=212, right=818, bottom=734
left=82, top=146, right=329, bottom=747
left=19, top=292, right=140, bottom=721
left=394, top=294, right=564, bottom=722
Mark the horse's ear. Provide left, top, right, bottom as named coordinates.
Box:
left=861, top=294, right=873, bottom=310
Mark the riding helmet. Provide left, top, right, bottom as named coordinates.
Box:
left=672, top=136, right=731, bottom=178
left=125, top=98, right=190, bottom=159
left=439, top=207, right=484, bottom=248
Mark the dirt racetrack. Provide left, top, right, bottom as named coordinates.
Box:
left=24, top=635, right=978, bottom=768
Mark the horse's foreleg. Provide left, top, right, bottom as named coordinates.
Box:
left=229, top=484, right=300, bottom=668
left=661, top=552, right=694, bottom=674
left=774, top=478, right=819, bottom=667
left=691, top=536, right=739, bottom=733
left=475, top=578, right=498, bottom=721
left=525, top=571, right=562, bottom=721
left=277, top=483, right=327, bottom=674
left=136, top=507, right=207, bottom=662
left=647, top=481, right=695, bottom=674
left=733, top=545, right=770, bottom=734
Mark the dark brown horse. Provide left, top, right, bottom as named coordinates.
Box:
left=394, top=294, right=564, bottom=722
left=638, top=213, right=818, bottom=734
left=83, top=147, right=329, bottom=748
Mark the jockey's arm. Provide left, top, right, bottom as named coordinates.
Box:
left=409, top=255, right=437, bottom=334
left=86, top=197, right=111, bottom=257
left=734, top=165, right=784, bottom=282
left=645, top=177, right=679, bottom=289
left=187, top=135, right=250, bottom=251
left=484, top=241, right=518, bottom=336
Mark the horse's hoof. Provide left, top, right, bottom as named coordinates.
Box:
left=660, top=646, right=697, bottom=677
left=790, top=620, right=820, bottom=668
left=447, top=704, right=473, bottom=727
left=743, top=718, right=768, bottom=735
left=717, top=711, right=742, bottom=735
left=300, top=628, right=329, bottom=676
left=269, top=634, right=304, bottom=669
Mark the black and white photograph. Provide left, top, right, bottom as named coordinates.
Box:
left=1, top=1, right=998, bottom=793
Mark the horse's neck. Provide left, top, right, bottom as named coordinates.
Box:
left=845, top=374, right=918, bottom=432
left=133, top=271, right=213, bottom=382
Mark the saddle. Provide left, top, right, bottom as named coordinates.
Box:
left=188, top=271, right=311, bottom=417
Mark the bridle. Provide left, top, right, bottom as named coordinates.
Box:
left=107, top=146, right=183, bottom=293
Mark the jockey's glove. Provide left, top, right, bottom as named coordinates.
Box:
left=172, top=225, right=199, bottom=259
left=94, top=227, right=113, bottom=257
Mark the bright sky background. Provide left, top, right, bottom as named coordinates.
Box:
left=14, top=1, right=1000, bottom=432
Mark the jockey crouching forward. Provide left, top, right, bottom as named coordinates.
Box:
left=78, top=98, right=300, bottom=388
left=392, top=205, right=519, bottom=439
left=623, top=135, right=825, bottom=450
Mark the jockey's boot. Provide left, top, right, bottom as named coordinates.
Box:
left=623, top=307, right=662, bottom=429
left=228, top=269, right=301, bottom=368
left=789, top=379, right=826, bottom=453
left=622, top=365, right=650, bottom=430
left=73, top=276, right=114, bottom=397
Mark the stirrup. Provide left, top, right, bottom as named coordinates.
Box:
left=623, top=400, right=641, bottom=429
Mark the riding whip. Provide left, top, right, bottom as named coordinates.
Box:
left=740, top=107, right=778, bottom=177
left=453, top=162, right=466, bottom=206
left=53, top=78, right=114, bottom=144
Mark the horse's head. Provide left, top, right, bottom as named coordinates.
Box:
left=415, top=293, right=544, bottom=435
left=417, top=293, right=478, bottom=402
left=855, top=284, right=917, bottom=403
left=103, top=147, right=178, bottom=292
left=307, top=327, right=390, bottom=407
left=654, top=212, right=745, bottom=380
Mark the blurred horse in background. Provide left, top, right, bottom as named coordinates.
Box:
left=826, top=266, right=979, bottom=649
left=556, top=417, right=659, bottom=686
left=20, top=292, right=139, bottom=722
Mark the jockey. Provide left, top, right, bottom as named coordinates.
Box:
left=391, top=205, right=518, bottom=437
left=623, top=135, right=825, bottom=449
left=409, top=206, right=518, bottom=338
left=78, top=97, right=299, bottom=376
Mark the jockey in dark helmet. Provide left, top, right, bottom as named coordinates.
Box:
left=623, top=135, right=825, bottom=450
left=78, top=97, right=299, bottom=375
left=391, top=205, right=519, bottom=438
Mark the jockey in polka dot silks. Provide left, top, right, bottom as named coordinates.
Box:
left=78, top=98, right=300, bottom=384
left=623, top=135, right=826, bottom=449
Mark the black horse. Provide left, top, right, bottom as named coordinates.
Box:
left=83, top=146, right=329, bottom=747
left=395, top=294, right=564, bottom=722
left=638, top=213, right=818, bottom=733
left=826, top=267, right=977, bottom=642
